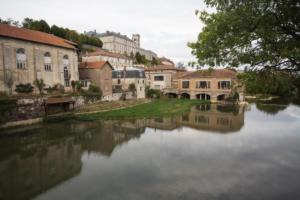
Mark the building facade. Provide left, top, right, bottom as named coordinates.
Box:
left=164, top=69, right=245, bottom=102
left=112, top=68, right=146, bottom=99
left=82, top=49, right=132, bottom=70
left=86, top=31, right=157, bottom=61
left=79, top=61, right=113, bottom=99
left=145, top=65, right=186, bottom=90
left=0, top=24, right=79, bottom=94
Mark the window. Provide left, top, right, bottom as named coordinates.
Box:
left=117, top=79, right=121, bottom=84
left=196, top=81, right=210, bottom=89
left=81, top=80, right=88, bottom=87
left=44, top=52, right=52, bottom=71
left=182, top=81, right=189, bottom=89
left=154, top=76, right=164, bottom=81
left=218, top=81, right=231, bottom=89
left=16, top=48, right=26, bottom=69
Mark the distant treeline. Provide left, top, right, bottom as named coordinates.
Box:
left=0, top=17, right=103, bottom=49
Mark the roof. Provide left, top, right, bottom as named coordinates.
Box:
left=179, top=69, right=237, bottom=79
left=159, top=57, right=175, bottom=65
left=84, top=49, right=131, bottom=59
left=0, top=23, right=77, bottom=49
left=145, top=65, right=186, bottom=72
left=45, top=97, right=74, bottom=105
left=79, top=61, right=113, bottom=70
left=112, top=70, right=146, bottom=79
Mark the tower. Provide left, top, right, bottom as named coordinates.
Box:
left=132, top=34, right=140, bottom=47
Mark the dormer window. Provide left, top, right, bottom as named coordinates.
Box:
left=16, top=48, right=26, bottom=69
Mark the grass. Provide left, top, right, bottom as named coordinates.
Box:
left=77, top=99, right=210, bottom=120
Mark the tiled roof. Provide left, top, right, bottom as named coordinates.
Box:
left=85, top=49, right=131, bottom=59
left=79, top=61, right=113, bottom=70
left=179, top=69, right=237, bottom=79
left=159, top=57, right=174, bottom=65
left=0, top=23, right=76, bottom=49
left=145, top=65, right=186, bottom=72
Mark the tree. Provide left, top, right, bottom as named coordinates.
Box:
left=22, top=18, right=51, bottom=33
left=71, top=80, right=76, bottom=93
left=188, top=0, right=300, bottom=71
left=129, top=83, right=137, bottom=97
left=4, top=70, right=14, bottom=95
left=33, top=79, right=46, bottom=95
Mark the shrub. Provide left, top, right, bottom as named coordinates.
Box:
left=146, top=87, right=162, bottom=99
left=45, top=84, right=64, bottom=94
left=88, top=84, right=101, bottom=94
left=33, top=79, right=45, bottom=95
left=15, top=83, right=34, bottom=93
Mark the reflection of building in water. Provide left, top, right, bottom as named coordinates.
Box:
left=147, top=104, right=245, bottom=133
left=0, top=133, right=82, bottom=200
left=82, top=119, right=146, bottom=156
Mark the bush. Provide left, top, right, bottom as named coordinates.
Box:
left=33, top=79, right=45, bottom=95
left=15, top=83, right=34, bottom=93
left=45, top=84, right=64, bottom=94
left=146, top=86, right=162, bottom=99
left=88, top=84, right=102, bottom=94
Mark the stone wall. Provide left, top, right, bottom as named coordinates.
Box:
left=0, top=95, right=101, bottom=126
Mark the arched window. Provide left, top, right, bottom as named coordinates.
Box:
left=16, top=48, right=26, bottom=69
left=44, top=52, right=52, bottom=71
left=63, top=55, right=69, bottom=66
left=63, top=55, right=70, bottom=87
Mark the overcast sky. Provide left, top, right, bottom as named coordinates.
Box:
left=0, top=0, right=207, bottom=64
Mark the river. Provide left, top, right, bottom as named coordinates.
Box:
left=0, top=101, right=300, bottom=200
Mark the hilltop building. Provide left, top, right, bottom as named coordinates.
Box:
left=0, top=24, right=79, bottom=93
left=82, top=49, right=133, bottom=70
left=85, top=31, right=157, bottom=61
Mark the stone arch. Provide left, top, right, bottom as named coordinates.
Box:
left=181, top=93, right=190, bottom=99
left=166, top=93, right=178, bottom=98
left=217, top=94, right=226, bottom=101
left=196, top=93, right=211, bottom=100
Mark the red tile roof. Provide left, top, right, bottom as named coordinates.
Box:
left=79, top=61, right=113, bottom=70
left=179, top=69, right=237, bottom=79
left=0, top=23, right=76, bottom=49
left=85, top=49, right=130, bottom=59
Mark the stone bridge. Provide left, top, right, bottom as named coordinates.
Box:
left=162, top=88, right=244, bottom=102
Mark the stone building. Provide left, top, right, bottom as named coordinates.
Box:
left=79, top=61, right=113, bottom=100
left=144, top=65, right=186, bottom=90
left=112, top=67, right=146, bottom=99
left=82, top=49, right=133, bottom=70
left=164, top=69, right=245, bottom=102
left=0, top=24, right=79, bottom=94
left=85, top=31, right=157, bottom=61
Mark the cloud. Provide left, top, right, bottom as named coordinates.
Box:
left=0, top=0, right=207, bottom=64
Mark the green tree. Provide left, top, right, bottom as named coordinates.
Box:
left=22, top=18, right=50, bottom=33
left=189, top=0, right=300, bottom=71
left=33, top=79, right=46, bottom=95
left=129, top=83, right=137, bottom=97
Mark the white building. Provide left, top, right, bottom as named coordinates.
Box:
left=85, top=31, right=157, bottom=61
left=82, top=49, right=133, bottom=70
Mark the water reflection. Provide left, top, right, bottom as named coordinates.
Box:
left=147, top=104, right=245, bottom=133
left=1, top=103, right=300, bottom=200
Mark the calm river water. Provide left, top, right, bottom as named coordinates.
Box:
left=1, top=101, right=300, bottom=200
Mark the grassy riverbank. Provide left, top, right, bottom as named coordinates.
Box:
left=77, top=99, right=209, bottom=120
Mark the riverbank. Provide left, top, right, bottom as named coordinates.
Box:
left=77, top=99, right=209, bottom=120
